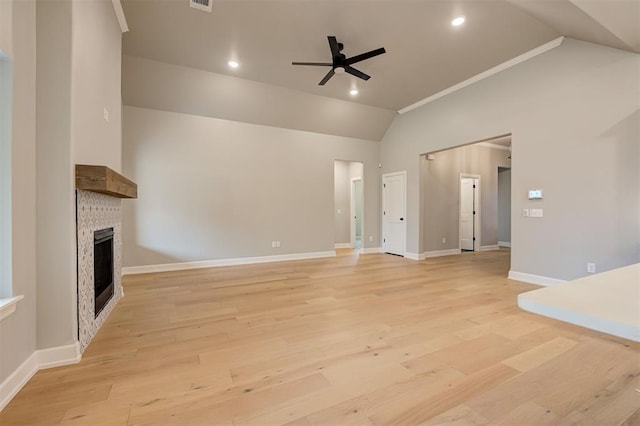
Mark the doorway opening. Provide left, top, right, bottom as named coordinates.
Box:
left=421, top=134, right=512, bottom=271
left=334, top=160, right=363, bottom=252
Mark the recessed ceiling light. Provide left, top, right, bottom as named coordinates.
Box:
left=228, top=60, right=239, bottom=69
left=350, top=89, right=359, bottom=96
left=451, top=16, right=465, bottom=27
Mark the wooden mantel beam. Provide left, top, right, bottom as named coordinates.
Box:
left=75, top=165, right=137, bottom=199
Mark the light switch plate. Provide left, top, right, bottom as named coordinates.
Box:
left=530, top=208, right=544, bottom=218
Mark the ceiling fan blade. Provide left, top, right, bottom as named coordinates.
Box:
left=327, top=36, right=341, bottom=58
left=346, top=47, right=386, bottom=65
left=344, top=66, right=370, bottom=81
left=292, top=62, right=333, bottom=66
left=318, top=69, right=335, bottom=85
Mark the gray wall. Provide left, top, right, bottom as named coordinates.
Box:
left=334, top=161, right=363, bottom=245
left=498, top=168, right=511, bottom=244
left=71, top=0, right=122, bottom=169
left=122, top=106, right=380, bottom=267
left=35, top=0, right=122, bottom=351
left=35, top=0, right=76, bottom=351
left=122, top=55, right=395, bottom=142
left=0, top=0, right=37, bottom=385
left=1, top=0, right=122, bottom=387
left=421, top=145, right=511, bottom=253
left=381, top=39, right=639, bottom=280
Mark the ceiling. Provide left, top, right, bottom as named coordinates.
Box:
left=121, top=0, right=639, bottom=113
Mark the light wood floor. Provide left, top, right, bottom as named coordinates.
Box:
left=2, top=249, right=639, bottom=425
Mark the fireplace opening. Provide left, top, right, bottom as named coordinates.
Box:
left=94, top=227, right=114, bottom=317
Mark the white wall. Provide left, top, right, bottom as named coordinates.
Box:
left=122, top=106, right=380, bottom=267
left=0, top=0, right=37, bottom=384
left=381, top=39, right=639, bottom=280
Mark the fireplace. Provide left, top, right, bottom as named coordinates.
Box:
left=76, top=166, right=136, bottom=353
left=76, top=190, right=125, bottom=352
left=94, top=227, right=114, bottom=317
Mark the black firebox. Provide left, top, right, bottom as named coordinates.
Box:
left=94, top=227, right=114, bottom=317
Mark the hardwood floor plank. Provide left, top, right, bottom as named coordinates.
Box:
left=621, top=408, right=640, bottom=426
left=494, top=401, right=559, bottom=425
left=369, top=363, right=519, bottom=425
left=2, top=249, right=638, bottom=425
left=306, top=367, right=465, bottom=425
left=59, top=400, right=131, bottom=426
left=501, top=336, right=579, bottom=372
left=127, top=373, right=331, bottom=426
left=420, top=404, right=490, bottom=426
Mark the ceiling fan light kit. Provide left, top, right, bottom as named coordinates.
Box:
left=292, top=36, right=386, bottom=86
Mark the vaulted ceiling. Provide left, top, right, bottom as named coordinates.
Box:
left=121, top=0, right=639, bottom=113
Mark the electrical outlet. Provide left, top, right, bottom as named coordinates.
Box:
left=587, top=263, right=596, bottom=273
left=442, top=237, right=446, bottom=243
left=271, top=241, right=276, bottom=248
left=276, top=241, right=281, bottom=248
left=368, top=236, right=373, bottom=242
left=337, top=209, right=341, bottom=214
left=522, top=209, right=529, bottom=217
left=103, top=107, right=109, bottom=123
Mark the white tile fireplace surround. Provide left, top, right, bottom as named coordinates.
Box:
left=76, top=189, right=123, bottom=353
left=75, top=164, right=137, bottom=353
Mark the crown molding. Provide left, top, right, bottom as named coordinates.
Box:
left=111, top=0, right=129, bottom=33
left=398, top=37, right=565, bottom=114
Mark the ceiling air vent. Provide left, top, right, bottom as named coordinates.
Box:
left=190, top=0, right=212, bottom=13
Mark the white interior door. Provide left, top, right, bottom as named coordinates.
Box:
left=382, top=172, right=406, bottom=256
left=460, top=177, right=479, bottom=251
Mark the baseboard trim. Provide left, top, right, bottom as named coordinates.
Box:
left=0, top=353, right=38, bottom=411
left=122, top=251, right=336, bottom=275
left=37, top=342, right=81, bottom=369
left=334, top=243, right=353, bottom=249
left=360, top=247, right=382, bottom=254
left=424, top=249, right=462, bottom=258
left=498, top=241, right=511, bottom=248
left=480, top=245, right=499, bottom=252
left=0, top=342, right=81, bottom=411
left=404, top=252, right=425, bottom=261
left=508, top=271, right=566, bottom=287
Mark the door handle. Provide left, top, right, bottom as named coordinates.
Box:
left=400, top=218, right=404, bottom=221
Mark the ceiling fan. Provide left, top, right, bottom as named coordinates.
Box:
left=292, top=36, right=386, bottom=86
